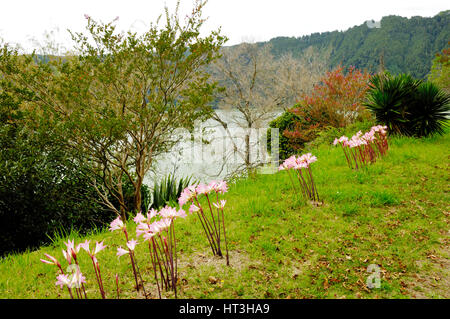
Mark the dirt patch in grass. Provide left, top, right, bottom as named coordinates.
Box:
left=405, top=237, right=450, bottom=299
left=180, top=248, right=254, bottom=272
left=119, top=249, right=258, bottom=299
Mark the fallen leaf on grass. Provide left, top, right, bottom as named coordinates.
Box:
left=323, top=278, right=329, bottom=290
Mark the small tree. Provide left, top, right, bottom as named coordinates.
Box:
left=0, top=0, right=226, bottom=220
left=210, top=43, right=328, bottom=172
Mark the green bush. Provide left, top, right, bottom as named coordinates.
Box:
left=305, top=120, right=376, bottom=150
left=0, top=126, right=115, bottom=255
left=266, top=109, right=316, bottom=161
left=0, top=90, right=114, bottom=255
left=364, top=73, right=450, bottom=137
left=267, top=107, right=375, bottom=158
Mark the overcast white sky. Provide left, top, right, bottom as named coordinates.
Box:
left=0, top=0, right=448, bottom=52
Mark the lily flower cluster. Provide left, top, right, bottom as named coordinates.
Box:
left=132, top=206, right=186, bottom=298
left=40, top=239, right=107, bottom=299
left=40, top=180, right=230, bottom=299
left=333, top=125, right=388, bottom=169
left=178, top=180, right=230, bottom=265
left=279, top=153, right=320, bottom=203
left=110, top=215, right=147, bottom=298
left=371, top=125, right=389, bottom=155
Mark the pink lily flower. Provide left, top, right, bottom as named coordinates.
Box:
left=195, top=183, right=210, bottom=195
left=147, top=221, right=161, bottom=234
left=133, top=212, right=146, bottom=224
left=65, top=239, right=80, bottom=255
left=93, top=241, right=107, bottom=255
left=78, top=240, right=91, bottom=253
left=143, top=231, right=156, bottom=241
left=40, top=253, right=61, bottom=267
left=69, top=266, right=87, bottom=289
left=213, top=199, right=227, bottom=209
left=157, top=218, right=172, bottom=231
left=126, top=239, right=138, bottom=251
left=159, top=205, right=187, bottom=219
left=301, top=153, right=317, bottom=165
left=189, top=203, right=200, bottom=213
left=62, top=248, right=72, bottom=264
left=147, top=208, right=158, bottom=221
left=116, top=246, right=129, bottom=257
left=159, top=206, right=177, bottom=218
left=109, top=216, right=125, bottom=232
left=214, top=180, right=228, bottom=194
left=333, top=138, right=339, bottom=146
left=56, top=274, right=71, bottom=289
left=178, top=185, right=197, bottom=206
left=136, top=222, right=150, bottom=237
left=176, top=208, right=187, bottom=218
left=78, top=240, right=106, bottom=256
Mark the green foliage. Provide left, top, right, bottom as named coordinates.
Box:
left=428, top=42, right=450, bottom=93
left=0, top=1, right=226, bottom=219
left=305, top=120, right=376, bottom=151
left=365, top=73, right=450, bottom=137
left=410, top=82, right=450, bottom=137
left=0, top=98, right=114, bottom=255
left=266, top=111, right=303, bottom=161
left=364, top=73, right=421, bottom=135
left=149, top=174, right=197, bottom=210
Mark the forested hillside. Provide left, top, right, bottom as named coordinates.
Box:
left=264, top=10, right=450, bottom=78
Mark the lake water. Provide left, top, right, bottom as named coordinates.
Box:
left=144, top=109, right=281, bottom=187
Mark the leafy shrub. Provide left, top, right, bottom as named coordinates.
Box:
left=305, top=120, right=376, bottom=151
left=268, top=66, right=372, bottom=157
left=0, top=126, right=114, bottom=255
left=0, top=89, right=115, bottom=255
left=365, top=72, right=450, bottom=137
left=266, top=110, right=309, bottom=161
left=291, top=66, right=372, bottom=128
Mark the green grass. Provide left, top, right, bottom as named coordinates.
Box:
left=1, top=129, right=449, bottom=299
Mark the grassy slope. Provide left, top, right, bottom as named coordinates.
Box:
left=0, top=129, right=449, bottom=299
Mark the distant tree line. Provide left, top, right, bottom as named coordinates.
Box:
left=264, top=10, right=450, bottom=79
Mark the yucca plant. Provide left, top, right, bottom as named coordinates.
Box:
left=410, top=82, right=450, bottom=137
left=149, top=174, right=197, bottom=210
left=364, top=73, right=449, bottom=137
left=364, top=73, right=421, bottom=136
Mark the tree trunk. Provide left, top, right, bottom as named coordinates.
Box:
left=117, top=178, right=127, bottom=221
left=245, top=131, right=250, bottom=167
left=245, top=123, right=252, bottom=168
left=134, top=181, right=142, bottom=214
